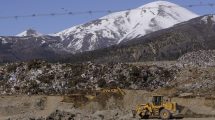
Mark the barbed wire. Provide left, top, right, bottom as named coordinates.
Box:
left=0, top=3, right=214, bottom=20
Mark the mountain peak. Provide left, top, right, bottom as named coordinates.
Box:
left=16, top=29, right=43, bottom=37
left=138, top=0, right=178, bottom=8
left=55, top=1, right=198, bottom=53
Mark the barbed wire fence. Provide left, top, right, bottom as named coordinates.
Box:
left=0, top=2, right=215, bottom=20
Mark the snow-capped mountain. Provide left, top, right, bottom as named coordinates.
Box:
left=16, top=29, right=43, bottom=37
left=63, top=15, right=215, bottom=63
left=55, top=1, right=198, bottom=53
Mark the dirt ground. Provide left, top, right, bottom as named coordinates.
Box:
left=0, top=95, right=63, bottom=120
left=184, top=118, right=215, bottom=120
left=0, top=90, right=215, bottom=120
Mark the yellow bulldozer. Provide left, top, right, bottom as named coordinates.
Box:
left=132, top=95, right=178, bottom=119
left=62, top=87, right=126, bottom=107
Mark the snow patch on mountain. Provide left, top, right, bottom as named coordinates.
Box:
left=16, top=29, right=43, bottom=37
left=201, top=15, right=215, bottom=23
left=0, top=37, right=8, bottom=44
left=54, top=1, right=198, bottom=53
left=119, top=1, right=198, bottom=42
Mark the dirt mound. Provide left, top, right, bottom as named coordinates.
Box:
left=0, top=60, right=177, bottom=95
left=62, top=89, right=125, bottom=109
left=178, top=50, right=215, bottom=67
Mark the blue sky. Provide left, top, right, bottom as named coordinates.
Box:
left=0, top=0, right=214, bottom=36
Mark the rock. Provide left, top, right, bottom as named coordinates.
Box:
left=179, top=93, right=194, bottom=98
left=47, top=110, right=75, bottom=120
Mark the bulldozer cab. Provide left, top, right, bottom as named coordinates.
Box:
left=152, top=96, right=163, bottom=106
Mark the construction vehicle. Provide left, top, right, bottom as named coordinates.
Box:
left=100, top=87, right=126, bottom=96
left=62, top=87, right=126, bottom=107
left=132, top=95, right=178, bottom=119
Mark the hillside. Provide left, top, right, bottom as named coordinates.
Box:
left=62, top=15, right=215, bottom=63
left=0, top=36, right=69, bottom=63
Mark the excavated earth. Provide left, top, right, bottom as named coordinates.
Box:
left=0, top=56, right=215, bottom=119
left=0, top=91, right=215, bottom=120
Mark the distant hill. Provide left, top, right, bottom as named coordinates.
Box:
left=0, top=36, right=70, bottom=63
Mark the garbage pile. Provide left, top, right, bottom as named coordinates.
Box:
left=178, top=50, right=215, bottom=67
left=0, top=60, right=177, bottom=95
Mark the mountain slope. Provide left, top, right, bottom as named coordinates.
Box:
left=16, top=29, right=43, bottom=37
left=0, top=35, right=70, bottom=63
left=61, top=15, right=215, bottom=63
left=55, top=1, right=198, bottom=53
